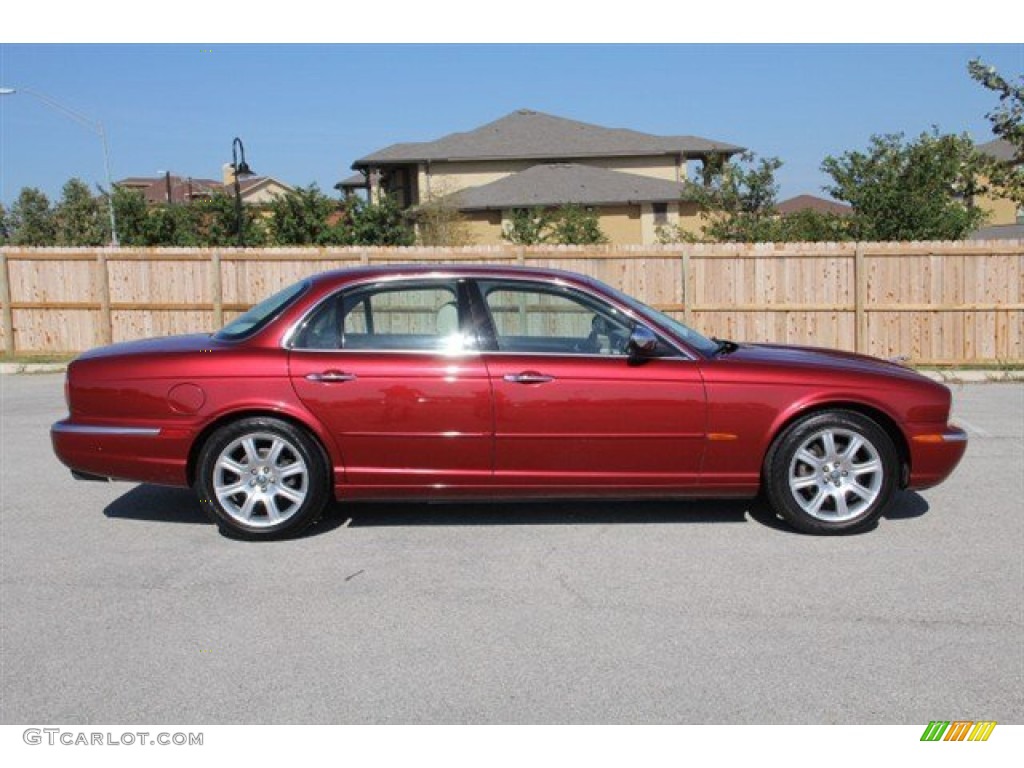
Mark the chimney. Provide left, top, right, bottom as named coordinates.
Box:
left=222, top=163, right=236, bottom=186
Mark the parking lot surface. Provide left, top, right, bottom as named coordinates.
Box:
left=1, top=374, right=1021, bottom=724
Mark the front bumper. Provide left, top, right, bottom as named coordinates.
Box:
left=906, top=426, right=968, bottom=490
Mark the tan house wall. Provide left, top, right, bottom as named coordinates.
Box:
left=597, top=205, right=643, bottom=244
left=418, top=160, right=535, bottom=197
left=976, top=190, right=1020, bottom=226
left=676, top=202, right=705, bottom=236
left=462, top=211, right=504, bottom=245
left=639, top=202, right=705, bottom=243
left=583, top=155, right=685, bottom=182
left=417, top=155, right=687, bottom=199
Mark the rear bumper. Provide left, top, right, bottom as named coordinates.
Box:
left=51, top=420, right=191, bottom=486
left=906, top=426, right=968, bottom=490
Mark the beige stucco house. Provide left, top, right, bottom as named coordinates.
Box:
left=345, top=109, right=745, bottom=245
left=975, top=138, right=1023, bottom=226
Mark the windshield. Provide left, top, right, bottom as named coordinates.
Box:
left=214, top=279, right=310, bottom=341
left=586, top=277, right=720, bottom=356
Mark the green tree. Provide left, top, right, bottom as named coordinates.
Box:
left=502, top=205, right=607, bottom=245
left=548, top=204, right=608, bottom=245
left=54, top=178, right=107, bottom=246
left=822, top=130, right=987, bottom=241
left=110, top=186, right=151, bottom=246
left=8, top=187, right=56, bottom=245
left=968, top=58, right=1024, bottom=206
left=142, top=204, right=203, bottom=246
left=0, top=203, right=9, bottom=244
left=196, top=193, right=268, bottom=247
left=268, top=184, right=340, bottom=245
left=345, top=196, right=415, bottom=246
left=502, top=207, right=553, bottom=245
left=684, top=153, right=784, bottom=242
left=414, top=192, right=474, bottom=246
left=654, top=223, right=698, bottom=244
left=777, top=209, right=854, bottom=242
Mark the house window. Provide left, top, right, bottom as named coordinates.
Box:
left=653, top=203, right=669, bottom=225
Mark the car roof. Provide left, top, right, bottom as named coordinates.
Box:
left=308, top=263, right=595, bottom=288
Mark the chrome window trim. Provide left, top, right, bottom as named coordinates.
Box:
left=473, top=277, right=695, bottom=361
left=216, top=279, right=311, bottom=343
left=53, top=424, right=162, bottom=436
left=281, top=275, right=462, bottom=351
left=283, top=273, right=697, bottom=361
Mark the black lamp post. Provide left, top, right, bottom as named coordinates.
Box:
left=231, top=137, right=255, bottom=247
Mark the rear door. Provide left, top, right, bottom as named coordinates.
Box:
left=288, top=279, right=493, bottom=491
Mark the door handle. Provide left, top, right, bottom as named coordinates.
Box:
left=503, top=372, right=555, bottom=384
left=305, top=371, right=358, bottom=383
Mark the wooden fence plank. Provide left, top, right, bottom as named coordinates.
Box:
left=96, top=251, right=112, bottom=346
left=0, top=252, right=13, bottom=356
left=211, top=250, right=224, bottom=328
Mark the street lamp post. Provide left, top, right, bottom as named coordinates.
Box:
left=0, top=86, right=119, bottom=246
left=230, top=137, right=254, bottom=247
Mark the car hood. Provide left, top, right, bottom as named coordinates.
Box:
left=721, top=342, right=928, bottom=381
left=76, top=333, right=223, bottom=361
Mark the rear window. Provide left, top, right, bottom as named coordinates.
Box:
left=214, top=280, right=309, bottom=341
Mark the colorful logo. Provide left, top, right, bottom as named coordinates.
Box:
left=920, top=721, right=997, bottom=742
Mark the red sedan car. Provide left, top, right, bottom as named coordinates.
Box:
left=52, top=265, right=966, bottom=539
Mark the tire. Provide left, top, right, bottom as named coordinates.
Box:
left=764, top=410, right=898, bottom=535
left=196, top=417, right=330, bottom=540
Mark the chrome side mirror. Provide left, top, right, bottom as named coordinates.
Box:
left=627, top=325, right=658, bottom=358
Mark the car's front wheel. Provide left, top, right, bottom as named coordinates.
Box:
left=196, top=417, right=330, bottom=540
left=764, top=410, right=898, bottom=535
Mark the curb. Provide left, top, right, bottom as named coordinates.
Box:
left=920, top=369, right=1024, bottom=384
left=0, top=363, right=70, bottom=375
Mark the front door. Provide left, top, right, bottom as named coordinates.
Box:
left=473, top=279, right=707, bottom=490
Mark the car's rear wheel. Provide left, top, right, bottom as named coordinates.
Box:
left=765, top=410, right=898, bottom=535
left=196, top=417, right=329, bottom=540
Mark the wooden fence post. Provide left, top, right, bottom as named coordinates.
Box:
left=211, top=250, right=224, bottom=328
left=854, top=243, right=867, bottom=354
left=96, top=251, right=113, bottom=346
left=681, top=247, right=692, bottom=325
left=0, top=251, right=14, bottom=356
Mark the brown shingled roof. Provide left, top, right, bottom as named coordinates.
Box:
left=354, top=109, right=744, bottom=168
left=116, top=175, right=222, bottom=204
left=451, top=163, right=693, bottom=211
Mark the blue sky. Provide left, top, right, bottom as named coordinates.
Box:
left=1, top=43, right=1022, bottom=207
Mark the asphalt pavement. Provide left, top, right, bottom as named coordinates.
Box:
left=1, top=374, right=1021, bottom=724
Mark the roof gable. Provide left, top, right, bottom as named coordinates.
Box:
left=354, top=109, right=744, bottom=167
left=978, top=138, right=1018, bottom=164
left=236, top=176, right=292, bottom=195
left=776, top=194, right=852, bottom=216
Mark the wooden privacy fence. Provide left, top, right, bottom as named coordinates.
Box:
left=0, top=241, right=1021, bottom=365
